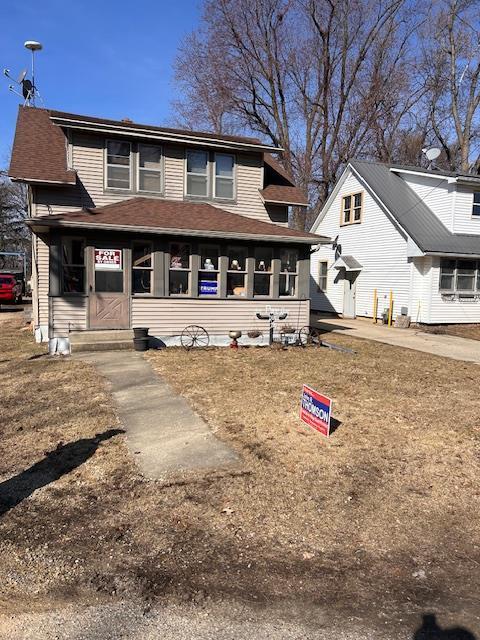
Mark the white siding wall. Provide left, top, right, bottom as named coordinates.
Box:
left=427, top=256, right=480, bottom=323
left=35, top=132, right=271, bottom=223
left=452, top=184, right=480, bottom=235
left=310, top=171, right=411, bottom=319
left=131, top=298, right=309, bottom=337
left=34, top=234, right=50, bottom=328
left=52, top=297, right=87, bottom=337
left=400, top=173, right=454, bottom=230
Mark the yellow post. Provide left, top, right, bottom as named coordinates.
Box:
left=373, top=289, right=378, bottom=323
left=388, top=290, right=393, bottom=326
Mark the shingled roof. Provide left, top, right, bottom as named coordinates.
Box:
left=29, top=197, right=325, bottom=244
left=260, top=184, right=309, bottom=206
left=9, top=106, right=76, bottom=185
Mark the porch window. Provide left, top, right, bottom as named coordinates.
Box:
left=138, top=144, right=162, bottom=193
left=227, top=246, right=247, bottom=296
left=279, top=248, right=298, bottom=297
left=62, top=238, right=85, bottom=294
left=186, top=150, right=208, bottom=197
left=214, top=153, right=235, bottom=199
left=253, top=247, right=273, bottom=296
left=341, top=192, right=363, bottom=225
left=473, top=192, right=480, bottom=217
left=440, top=258, right=480, bottom=294
left=132, top=242, right=153, bottom=294
left=317, top=260, right=328, bottom=292
left=199, top=245, right=219, bottom=296
left=106, top=140, right=131, bottom=190
left=169, top=242, right=190, bottom=295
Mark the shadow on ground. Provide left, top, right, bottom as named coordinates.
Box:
left=413, top=613, right=476, bottom=639
left=0, top=429, right=124, bottom=516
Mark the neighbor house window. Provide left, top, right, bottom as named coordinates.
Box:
left=341, top=192, right=363, bottom=225
left=106, top=140, right=131, bottom=190
left=138, top=144, right=162, bottom=193
left=169, top=242, right=190, bottom=295
left=186, top=150, right=208, bottom=197
left=227, top=246, right=247, bottom=296
left=62, top=238, right=85, bottom=294
left=440, top=258, right=480, bottom=294
left=253, top=247, right=273, bottom=296
left=317, top=260, right=328, bottom=292
left=473, top=192, right=480, bottom=217
left=279, top=248, right=298, bottom=297
left=199, top=245, right=219, bottom=296
left=132, top=242, right=153, bottom=294
left=214, top=153, right=235, bottom=199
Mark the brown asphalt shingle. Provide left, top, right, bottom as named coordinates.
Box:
left=260, top=184, right=309, bottom=206
left=8, top=106, right=76, bottom=184
left=40, top=197, right=322, bottom=242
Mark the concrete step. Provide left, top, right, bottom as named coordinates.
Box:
left=70, top=330, right=134, bottom=344
left=72, top=340, right=134, bottom=353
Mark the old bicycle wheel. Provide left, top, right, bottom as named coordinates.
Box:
left=180, top=325, right=210, bottom=350
left=298, top=325, right=321, bottom=346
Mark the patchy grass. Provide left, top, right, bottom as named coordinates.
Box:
left=421, top=323, right=480, bottom=341
left=0, top=317, right=479, bottom=632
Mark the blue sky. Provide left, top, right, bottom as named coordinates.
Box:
left=0, top=0, right=201, bottom=166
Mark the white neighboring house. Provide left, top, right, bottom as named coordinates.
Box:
left=310, top=160, right=480, bottom=324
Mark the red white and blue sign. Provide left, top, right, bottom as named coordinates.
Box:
left=300, top=384, right=332, bottom=437
left=199, top=279, right=218, bottom=295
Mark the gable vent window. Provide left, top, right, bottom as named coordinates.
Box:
left=186, top=150, right=208, bottom=197
left=341, top=192, right=363, bottom=225
left=138, top=144, right=162, bottom=193
left=473, top=192, right=480, bottom=217
left=214, top=153, right=235, bottom=199
left=106, top=140, right=131, bottom=190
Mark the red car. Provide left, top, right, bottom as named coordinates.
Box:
left=0, top=274, right=23, bottom=304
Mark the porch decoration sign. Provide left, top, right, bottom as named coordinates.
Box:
left=94, top=249, right=122, bottom=270
left=300, top=384, right=332, bottom=437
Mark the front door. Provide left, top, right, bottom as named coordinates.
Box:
left=89, top=248, right=130, bottom=329
left=343, top=271, right=358, bottom=319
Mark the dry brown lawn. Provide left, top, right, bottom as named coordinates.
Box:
left=0, top=315, right=479, bottom=633
left=422, top=323, right=480, bottom=341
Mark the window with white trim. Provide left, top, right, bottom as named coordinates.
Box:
left=106, top=140, right=131, bottom=189
left=317, top=260, right=328, bottom=292
left=440, top=258, right=480, bottom=295
left=214, top=153, right=234, bottom=199
left=473, top=192, right=480, bottom=217
left=186, top=150, right=208, bottom=197
left=138, top=144, right=162, bottom=193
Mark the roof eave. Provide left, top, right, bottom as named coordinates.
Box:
left=8, top=174, right=76, bottom=186
left=50, top=115, right=282, bottom=153
left=26, top=217, right=326, bottom=245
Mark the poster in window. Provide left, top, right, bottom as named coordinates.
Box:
left=94, top=249, right=122, bottom=270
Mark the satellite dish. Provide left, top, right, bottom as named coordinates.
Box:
left=22, top=78, right=33, bottom=100
left=24, top=41, right=43, bottom=51
left=17, top=69, right=27, bottom=83
left=422, top=147, right=441, bottom=161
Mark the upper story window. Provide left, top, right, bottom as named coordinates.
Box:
left=214, top=153, right=234, bottom=199
left=186, top=150, right=209, bottom=197
left=341, top=192, right=363, bottom=225
left=106, top=140, right=131, bottom=190
left=473, top=192, right=480, bottom=217
left=138, top=144, right=162, bottom=193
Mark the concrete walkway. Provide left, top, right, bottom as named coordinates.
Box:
left=76, top=351, right=239, bottom=480
left=312, top=315, right=480, bottom=364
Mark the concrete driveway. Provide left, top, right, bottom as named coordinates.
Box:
left=312, top=315, right=480, bottom=364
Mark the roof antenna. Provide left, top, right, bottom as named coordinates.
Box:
left=3, top=40, right=43, bottom=106
left=422, top=146, right=441, bottom=170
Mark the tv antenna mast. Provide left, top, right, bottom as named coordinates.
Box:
left=3, top=40, right=43, bottom=106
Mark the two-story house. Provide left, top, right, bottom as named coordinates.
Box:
left=310, top=159, right=480, bottom=324
left=9, top=106, right=327, bottom=351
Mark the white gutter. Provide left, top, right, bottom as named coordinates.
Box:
left=9, top=175, right=76, bottom=186
left=390, top=166, right=480, bottom=185
left=50, top=116, right=282, bottom=153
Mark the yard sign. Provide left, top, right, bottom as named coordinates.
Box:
left=300, top=384, right=332, bottom=437
left=94, top=249, right=122, bottom=270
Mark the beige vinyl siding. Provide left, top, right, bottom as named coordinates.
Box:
left=51, top=297, right=88, bottom=337
left=34, top=132, right=272, bottom=223
left=34, top=234, right=50, bottom=327
left=131, top=298, right=309, bottom=336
